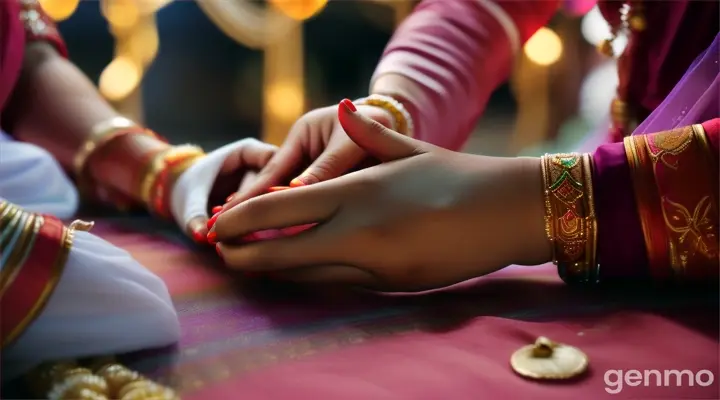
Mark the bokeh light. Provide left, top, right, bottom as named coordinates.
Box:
left=103, top=0, right=140, bottom=30
left=38, top=0, right=79, bottom=21
left=269, top=0, right=328, bottom=21
left=524, top=27, right=563, bottom=66
left=266, top=83, right=304, bottom=121
left=127, top=20, right=159, bottom=65
left=99, top=56, right=142, bottom=101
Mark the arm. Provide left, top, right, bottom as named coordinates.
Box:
left=2, top=1, right=174, bottom=207
left=370, top=0, right=559, bottom=150
left=590, top=119, right=719, bottom=283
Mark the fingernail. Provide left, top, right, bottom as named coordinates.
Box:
left=192, top=230, right=207, bottom=244
left=215, top=244, right=222, bottom=258
left=206, top=213, right=219, bottom=230
left=289, top=177, right=306, bottom=187
left=212, top=205, right=223, bottom=214
left=267, top=186, right=291, bottom=193
left=207, top=231, right=217, bottom=244
left=226, top=194, right=234, bottom=203
left=341, top=98, right=357, bottom=112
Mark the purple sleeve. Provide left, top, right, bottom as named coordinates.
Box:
left=592, top=141, right=650, bottom=281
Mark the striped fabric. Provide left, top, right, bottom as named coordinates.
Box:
left=92, top=217, right=718, bottom=399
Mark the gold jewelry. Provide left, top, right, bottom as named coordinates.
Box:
left=355, top=94, right=415, bottom=137
left=541, top=153, right=599, bottom=284
left=73, top=117, right=141, bottom=178
left=510, top=336, right=589, bottom=380
left=139, top=144, right=205, bottom=215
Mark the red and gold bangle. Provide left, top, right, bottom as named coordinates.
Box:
left=625, top=125, right=719, bottom=282
left=541, top=152, right=599, bottom=284
left=354, top=94, right=415, bottom=137
left=0, top=212, right=72, bottom=348
left=140, top=145, right=206, bottom=218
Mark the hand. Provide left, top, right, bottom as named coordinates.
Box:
left=170, top=139, right=277, bottom=243
left=211, top=101, right=551, bottom=292
left=223, top=102, right=395, bottom=208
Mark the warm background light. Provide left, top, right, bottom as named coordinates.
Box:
left=269, top=0, right=328, bottom=21
left=266, top=83, right=304, bottom=122
left=524, top=27, right=563, bottom=66
left=38, top=0, right=79, bottom=21
left=102, top=0, right=140, bottom=30
left=99, top=56, right=141, bottom=101
left=127, top=19, right=159, bottom=65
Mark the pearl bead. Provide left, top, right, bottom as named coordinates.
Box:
left=97, top=364, right=144, bottom=397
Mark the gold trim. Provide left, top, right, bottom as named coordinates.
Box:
left=582, top=153, right=599, bottom=281
left=4, top=225, right=74, bottom=347
left=0, top=215, right=44, bottom=298
left=2, top=212, right=36, bottom=284
left=624, top=135, right=659, bottom=265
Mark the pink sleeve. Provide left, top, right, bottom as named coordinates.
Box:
left=371, top=0, right=558, bottom=150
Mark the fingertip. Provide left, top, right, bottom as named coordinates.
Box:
left=340, top=98, right=357, bottom=113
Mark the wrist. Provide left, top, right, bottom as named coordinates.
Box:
left=515, top=156, right=553, bottom=265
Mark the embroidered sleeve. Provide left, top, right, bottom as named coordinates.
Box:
left=623, top=121, right=719, bottom=282
left=18, top=0, right=68, bottom=58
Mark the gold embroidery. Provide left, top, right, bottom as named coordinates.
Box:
left=645, top=126, right=694, bottom=169
left=662, top=196, right=718, bottom=273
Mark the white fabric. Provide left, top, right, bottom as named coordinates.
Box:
left=170, top=139, right=258, bottom=231
left=0, top=132, right=180, bottom=379
left=0, top=131, right=78, bottom=218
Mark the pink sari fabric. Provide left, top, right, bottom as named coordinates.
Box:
left=0, top=0, right=25, bottom=117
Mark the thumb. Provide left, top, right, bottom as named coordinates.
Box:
left=337, top=99, right=424, bottom=162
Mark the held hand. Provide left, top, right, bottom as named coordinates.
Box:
left=170, top=139, right=277, bottom=242
left=223, top=103, right=395, bottom=209
left=212, top=101, right=551, bottom=292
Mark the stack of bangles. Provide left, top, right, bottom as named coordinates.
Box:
left=354, top=94, right=415, bottom=137
left=73, top=116, right=206, bottom=217
left=540, top=152, right=599, bottom=284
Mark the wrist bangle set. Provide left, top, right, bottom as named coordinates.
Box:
left=354, top=94, right=415, bottom=138
left=540, top=153, right=599, bottom=284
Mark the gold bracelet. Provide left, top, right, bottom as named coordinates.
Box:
left=139, top=145, right=205, bottom=214
left=541, top=152, right=598, bottom=284
left=73, top=117, right=140, bottom=178
left=354, top=94, right=415, bottom=137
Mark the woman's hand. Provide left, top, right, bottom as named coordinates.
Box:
left=223, top=103, right=395, bottom=208
left=170, top=139, right=277, bottom=242
left=211, top=101, right=551, bottom=292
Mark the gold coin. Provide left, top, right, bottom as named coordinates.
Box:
left=510, top=336, right=588, bottom=380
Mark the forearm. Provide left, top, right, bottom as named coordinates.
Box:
left=371, top=0, right=558, bottom=150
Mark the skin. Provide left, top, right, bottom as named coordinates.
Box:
left=211, top=101, right=552, bottom=292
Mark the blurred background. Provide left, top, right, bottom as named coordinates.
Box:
left=48, top=0, right=621, bottom=156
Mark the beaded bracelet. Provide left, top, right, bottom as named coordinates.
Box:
left=354, top=94, right=415, bottom=137
left=540, top=153, right=599, bottom=284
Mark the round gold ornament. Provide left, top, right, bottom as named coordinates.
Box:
left=510, top=336, right=588, bottom=380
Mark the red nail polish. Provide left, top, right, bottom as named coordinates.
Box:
left=267, top=186, right=291, bottom=192
left=212, top=205, right=223, bottom=214
left=215, top=244, right=222, bottom=258
left=192, top=231, right=207, bottom=244
left=207, top=213, right=219, bottom=230
left=341, top=98, right=357, bottom=112
left=226, top=194, right=234, bottom=203
left=289, top=178, right=306, bottom=187
left=207, top=231, right=217, bottom=244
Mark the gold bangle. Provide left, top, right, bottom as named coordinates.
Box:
left=140, top=145, right=205, bottom=212
left=139, top=147, right=174, bottom=207
left=542, top=152, right=598, bottom=284
left=355, top=94, right=415, bottom=137
left=73, top=117, right=139, bottom=178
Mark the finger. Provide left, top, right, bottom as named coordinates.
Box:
left=237, top=171, right=258, bottom=194
left=291, top=138, right=365, bottom=186
left=338, top=99, right=425, bottom=162
left=224, top=137, right=304, bottom=210
left=186, top=216, right=209, bottom=244
left=217, top=229, right=344, bottom=271
left=212, top=183, right=343, bottom=241
left=220, top=139, right=278, bottom=174
left=275, top=265, right=376, bottom=286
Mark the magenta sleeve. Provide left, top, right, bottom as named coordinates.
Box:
left=592, top=141, right=649, bottom=281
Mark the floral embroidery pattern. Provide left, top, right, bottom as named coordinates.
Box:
left=662, top=196, right=718, bottom=272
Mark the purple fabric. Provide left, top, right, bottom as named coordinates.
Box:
left=592, top=33, right=720, bottom=280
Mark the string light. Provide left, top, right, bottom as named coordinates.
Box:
left=266, top=83, right=304, bottom=122
left=38, top=0, right=79, bottom=21
left=99, top=56, right=142, bottom=101
left=268, top=0, right=328, bottom=21
left=524, top=27, right=563, bottom=66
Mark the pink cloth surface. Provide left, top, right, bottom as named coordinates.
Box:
left=92, top=219, right=718, bottom=400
